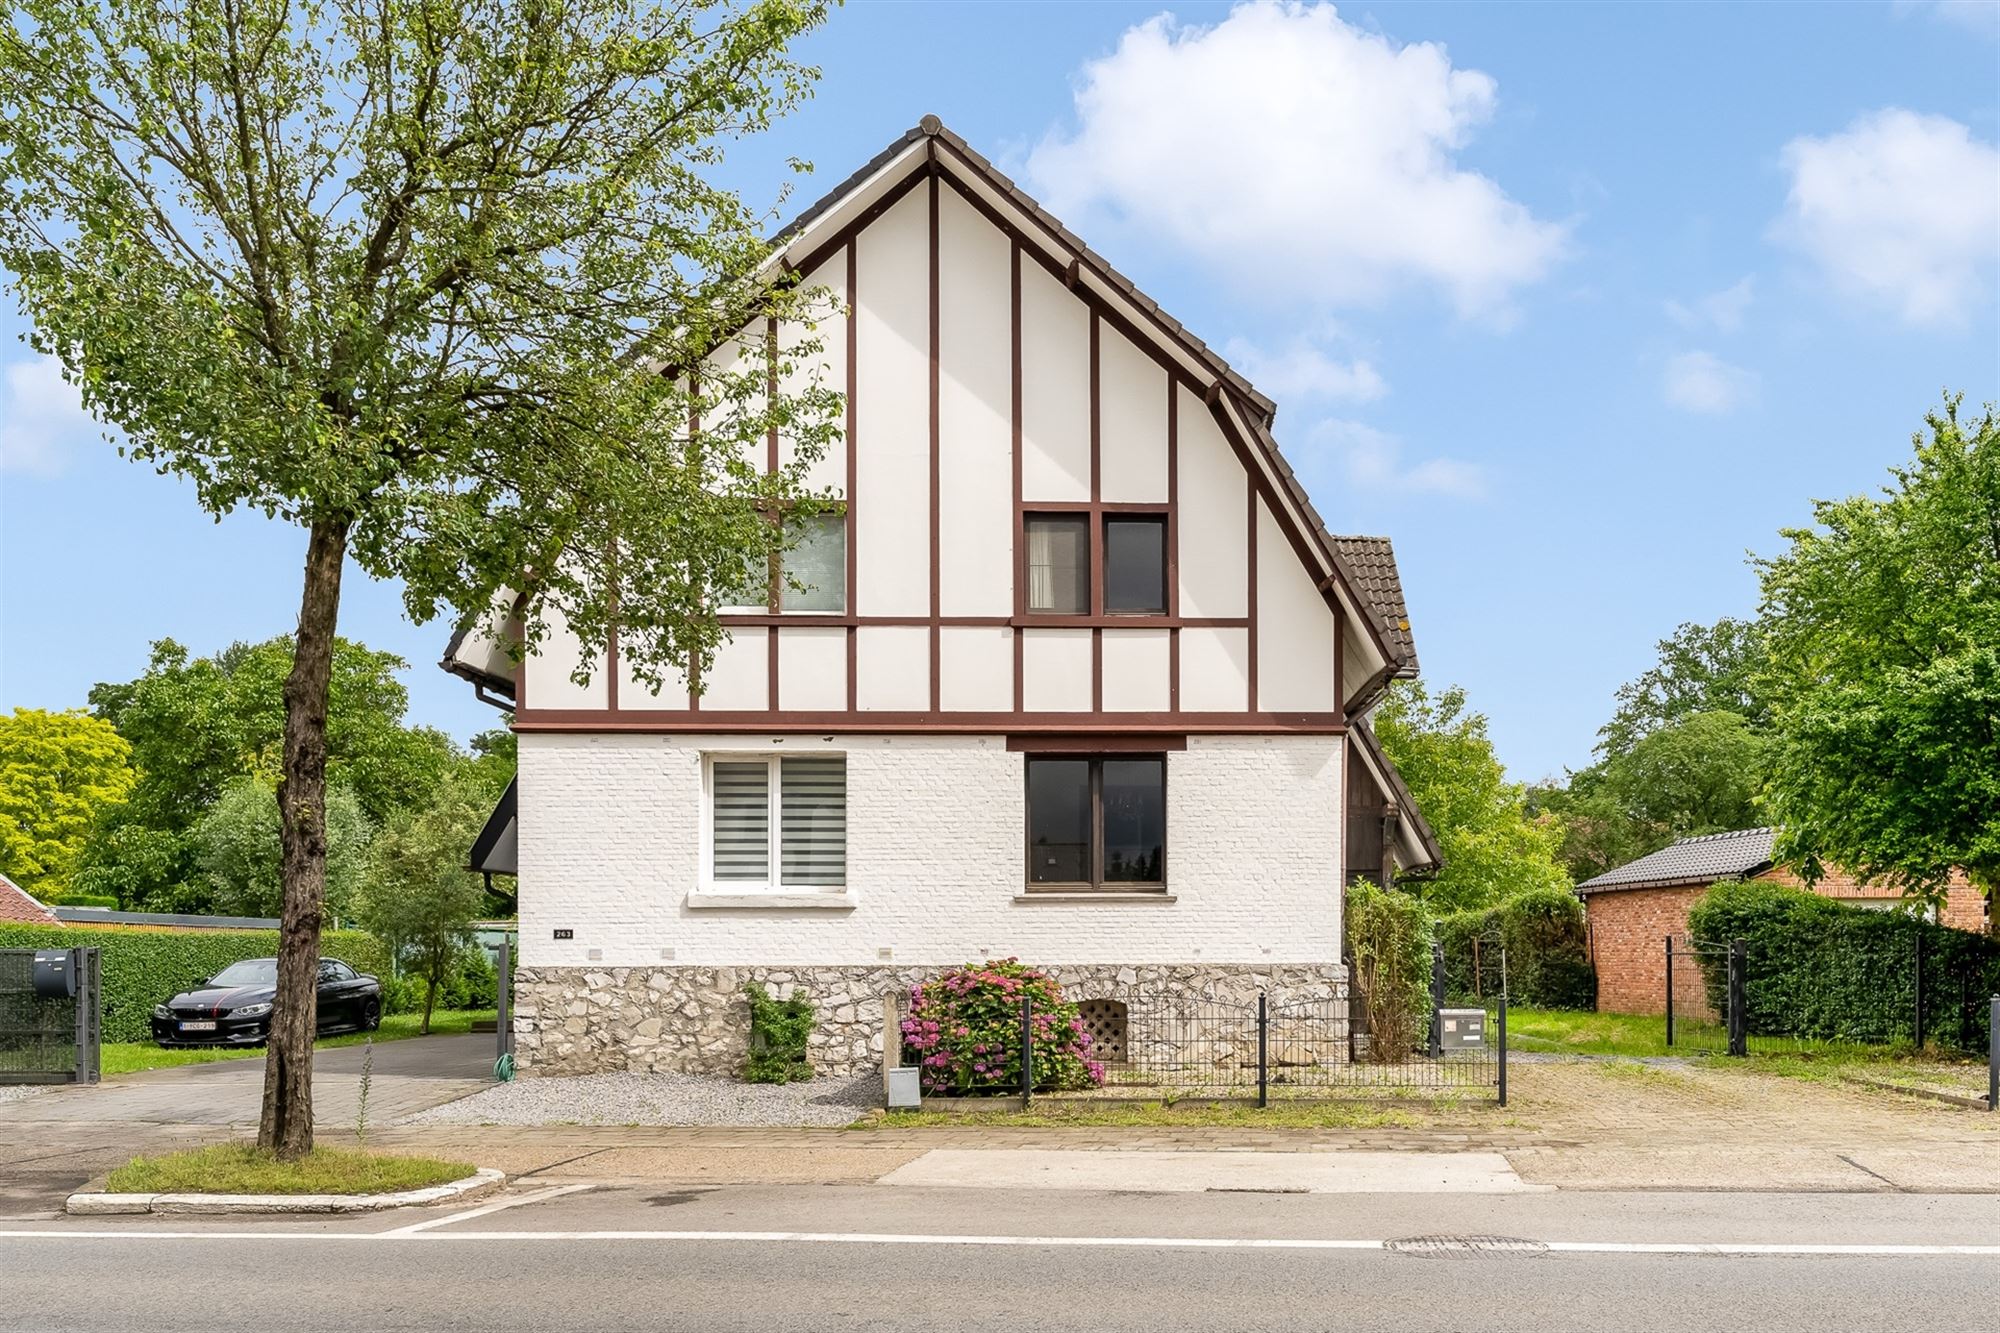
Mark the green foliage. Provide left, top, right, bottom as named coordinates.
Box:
left=0, top=708, right=135, bottom=895
left=742, top=983, right=814, bottom=1084
left=1688, top=879, right=1999, bottom=1049
left=0, top=922, right=390, bottom=1043
left=1345, top=880, right=1434, bottom=1062
left=191, top=778, right=373, bottom=921
left=356, top=782, right=488, bottom=1033
left=1756, top=397, right=2000, bottom=923
left=900, top=960, right=1104, bottom=1094
left=1372, top=681, right=1571, bottom=911
left=1597, top=617, right=1770, bottom=760
left=1436, top=887, right=1595, bottom=1010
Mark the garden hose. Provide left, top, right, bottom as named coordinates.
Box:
left=494, top=1051, right=516, bottom=1082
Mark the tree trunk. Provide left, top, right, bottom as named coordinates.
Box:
left=258, top=517, right=350, bottom=1160
left=421, top=972, right=438, bottom=1037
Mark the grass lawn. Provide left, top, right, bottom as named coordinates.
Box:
left=101, top=1009, right=497, bottom=1077
left=1504, top=1007, right=1680, bottom=1058
left=105, top=1143, right=474, bottom=1196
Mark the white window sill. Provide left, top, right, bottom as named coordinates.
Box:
left=1012, top=892, right=1177, bottom=904
left=687, top=889, right=858, bottom=910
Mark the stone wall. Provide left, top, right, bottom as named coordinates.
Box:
left=512, top=962, right=1347, bottom=1079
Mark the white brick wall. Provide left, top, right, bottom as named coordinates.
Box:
left=517, top=732, right=1343, bottom=969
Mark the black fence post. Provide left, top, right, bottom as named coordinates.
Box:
left=1727, top=938, right=1747, bottom=1058
left=1497, top=992, right=1508, bottom=1108
left=1019, top=996, right=1033, bottom=1109
left=1429, top=941, right=1445, bottom=1059
left=1257, top=991, right=1269, bottom=1109
left=1988, top=996, right=1997, bottom=1113
left=1664, top=936, right=1675, bottom=1049
left=1913, top=931, right=1926, bottom=1051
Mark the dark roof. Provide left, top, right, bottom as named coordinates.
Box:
left=1575, top=827, right=1777, bottom=894
left=1352, top=720, right=1443, bottom=875
left=49, top=907, right=281, bottom=929
left=1332, top=536, right=1418, bottom=673
left=468, top=779, right=519, bottom=877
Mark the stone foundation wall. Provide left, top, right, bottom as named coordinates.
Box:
left=512, top=963, right=1348, bottom=1079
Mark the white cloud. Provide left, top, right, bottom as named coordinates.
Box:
left=1307, top=417, right=1485, bottom=498
left=1663, top=351, right=1758, bottom=415
left=1025, top=1, right=1567, bottom=321
left=1894, top=1, right=2000, bottom=38
left=1223, top=333, right=1386, bottom=404
left=0, top=355, right=101, bottom=476
left=1664, top=276, right=1755, bottom=334
left=1773, top=108, right=2000, bottom=327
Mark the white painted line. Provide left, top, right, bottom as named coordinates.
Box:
left=0, top=1227, right=1995, bottom=1257
left=384, top=1182, right=596, bottom=1235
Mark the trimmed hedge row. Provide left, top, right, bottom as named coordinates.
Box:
left=1436, top=887, right=1596, bottom=1011
left=0, top=923, right=392, bottom=1044
left=1687, top=880, right=1999, bottom=1049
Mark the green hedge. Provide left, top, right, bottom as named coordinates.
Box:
left=1436, top=887, right=1596, bottom=1011
left=0, top=923, right=392, bottom=1044
left=1687, top=880, right=1999, bottom=1049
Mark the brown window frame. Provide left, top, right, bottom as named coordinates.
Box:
left=724, top=505, right=850, bottom=615
left=1022, top=753, right=1168, bottom=893
left=1020, top=508, right=1170, bottom=620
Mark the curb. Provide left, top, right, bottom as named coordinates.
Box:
left=66, top=1167, right=506, bottom=1216
left=1838, top=1074, right=1995, bottom=1112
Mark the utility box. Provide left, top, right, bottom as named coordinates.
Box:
left=31, top=949, right=76, bottom=1000
left=1437, top=1007, right=1486, bottom=1050
left=885, top=1066, right=922, bottom=1109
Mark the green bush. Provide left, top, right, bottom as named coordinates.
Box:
left=899, top=960, right=1102, bottom=1094
left=439, top=947, right=498, bottom=1011
left=1688, top=879, right=1999, bottom=1048
left=1346, top=880, right=1433, bottom=1062
left=743, top=983, right=814, bottom=1083
left=0, top=923, right=391, bottom=1044
left=1436, top=887, right=1596, bottom=1010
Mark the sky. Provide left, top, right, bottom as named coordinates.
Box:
left=2, top=0, right=1997, bottom=782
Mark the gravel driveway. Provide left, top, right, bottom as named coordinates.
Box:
left=402, top=1070, right=880, bottom=1128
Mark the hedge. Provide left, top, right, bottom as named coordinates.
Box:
left=1687, top=880, right=1999, bottom=1049
left=0, top=923, right=392, bottom=1044
left=1436, top=887, right=1596, bottom=1011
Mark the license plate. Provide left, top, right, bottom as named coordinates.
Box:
left=178, top=1020, right=217, bottom=1032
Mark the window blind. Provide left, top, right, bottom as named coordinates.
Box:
left=780, top=756, right=847, bottom=886
left=710, top=761, right=771, bottom=881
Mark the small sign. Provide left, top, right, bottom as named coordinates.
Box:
left=553, top=928, right=574, bottom=940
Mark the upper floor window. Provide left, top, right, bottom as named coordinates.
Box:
left=707, top=754, right=847, bottom=890
left=1024, top=512, right=1166, bottom=616
left=724, top=511, right=847, bottom=614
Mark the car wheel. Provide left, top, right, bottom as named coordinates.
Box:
left=362, top=1000, right=381, bottom=1031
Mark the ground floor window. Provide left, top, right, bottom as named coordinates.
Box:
left=1025, top=756, right=1166, bottom=890
left=707, top=754, right=846, bottom=890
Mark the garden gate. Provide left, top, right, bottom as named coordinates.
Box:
left=0, top=947, right=101, bottom=1085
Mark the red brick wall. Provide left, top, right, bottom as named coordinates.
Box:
left=1753, top=866, right=1989, bottom=934
left=1583, top=886, right=1711, bottom=1017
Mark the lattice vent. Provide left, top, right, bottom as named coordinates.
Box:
left=1078, top=998, right=1129, bottom=1066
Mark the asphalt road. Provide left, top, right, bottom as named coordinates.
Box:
left=4, top=1182, right=1996, bottom=1332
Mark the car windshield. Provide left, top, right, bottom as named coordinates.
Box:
left=207, top=960, right=278, bottom=987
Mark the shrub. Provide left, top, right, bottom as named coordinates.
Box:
left=743, top=983, right=814, bottom=1083
left=1688, top=879, right=1999, bottom=1048
left=1346, top=879, right=1432, bottom=1062
left=901, top=959, right=1103, bottom=1095
left=1436, top=887, right=1596, bottom=1010
left=0, top=922, right=390, bottom=1044
left=439, top=947, right=498, bottom=1011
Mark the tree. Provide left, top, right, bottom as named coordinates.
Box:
left=1757, top=397, right=2000, bottom=932
left=357, top=783, right=488, bottom=1034
left=1372, top=681, right=1571, bottom=912
left=2, top=0, right=836, bottom=1155
left=192, top=777, right=373, bottom=920
left=1597, top=617, right=1769, bottom=759
left=0, top=708, right=135, bottom=895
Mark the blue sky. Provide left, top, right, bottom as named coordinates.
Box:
left=2, top=0, right=1996, bottom=781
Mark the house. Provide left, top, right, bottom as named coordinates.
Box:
left=441, top=117, right=1440, bottom=1078
left=1577, top=826, right=1989, bottom=1015
left=0, top=873, right=58, bottom=925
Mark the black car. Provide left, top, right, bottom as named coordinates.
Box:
left=151, top=957, right=383, bottom=1047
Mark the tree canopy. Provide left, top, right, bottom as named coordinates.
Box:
left=1757, top=397, right=2000, bottom=923
left=193, top=777, right=374, bottom=920
left=357, top=779, right=489, bottom=1033
left=0, top=707, right=136, bottom=896
left=1596, top=617, right=1769, bottom=759
left=1372, top=681, right=1571, bottom=912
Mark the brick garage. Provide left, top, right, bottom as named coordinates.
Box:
left=1579, top=828, right=1990, bottom=1016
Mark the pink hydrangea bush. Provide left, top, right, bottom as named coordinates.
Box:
left=900, top=959, right=1105, bottom=1095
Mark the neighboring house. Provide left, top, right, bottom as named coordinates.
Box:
left=441, top=117, right=1440, bottom=1078
left=1578, top=826, right=1988, bottom=1015
left=0, top=873, right=59, bottom=925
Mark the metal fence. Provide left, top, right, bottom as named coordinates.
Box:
left=0, top=947, right=101, bottom=1085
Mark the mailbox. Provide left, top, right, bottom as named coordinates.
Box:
left=32, top=949, right=77, bottom=1000
left=1437, top=1007, right=1486, bottom=1050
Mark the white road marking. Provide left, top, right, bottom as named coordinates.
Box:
left=0, top=1227, right=1995, bottom=1256
left=384, top=1182, right=596, bottom=1235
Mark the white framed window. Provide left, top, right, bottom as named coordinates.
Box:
left=703, top=754, right=847, bottom=891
